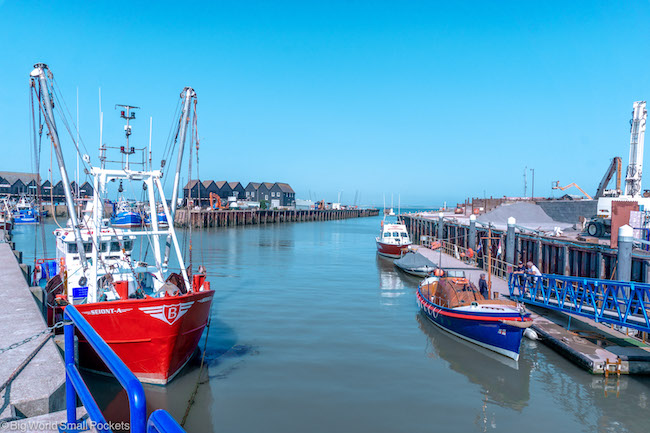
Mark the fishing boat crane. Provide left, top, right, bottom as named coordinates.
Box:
left=31, top=63, right=213, bottom=384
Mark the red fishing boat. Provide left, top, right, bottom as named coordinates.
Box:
left=76, top=290, right=214, bottom=384
left=32, top=64, right=211, bottom=384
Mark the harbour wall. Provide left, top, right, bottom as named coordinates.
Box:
left=401, top=214, right=650, bottom=283
left=175, top=208, right=379, bottom=228
left=0, top=230, right=66, bottom=421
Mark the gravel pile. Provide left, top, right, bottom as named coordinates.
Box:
left=477, top=202, right=574, bottom=231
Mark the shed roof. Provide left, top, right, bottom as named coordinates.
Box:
left=183, top=180, right=201, bottom=189
left=275, top=182, right=294, bottom=193
left=0, top=171, right=40, bottom=185
left=245, top=182, right=261, bottom=190
left=215, top=180, right=229, bottom=188
left=229, top=181, right=243, bottom=189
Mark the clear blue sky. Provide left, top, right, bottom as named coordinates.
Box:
left=1, top=1, right=649, bottom=207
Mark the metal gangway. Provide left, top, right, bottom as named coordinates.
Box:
left=63, top=305, right=185, bottom=433
left=509, top=273, right=650, bottom=333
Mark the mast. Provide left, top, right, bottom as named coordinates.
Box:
left=115, top=104, right=138, bottom=170
left=164, top=86, right=196, bottom=265
left=99, top=87, right=105, bottom=169
left=76, top=87, right=80, bottom=206
left=30, top=63, right=89, bottom=274
left=149, top=116, right=153, bottom=171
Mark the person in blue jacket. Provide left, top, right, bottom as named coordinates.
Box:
left=478, top=273, right=489, bottom=299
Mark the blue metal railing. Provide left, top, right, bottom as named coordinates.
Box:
left=147, top=410, right=186, bottom=433
left=509, top=273, right=650, bottom=333
left=63, top=305, right=186, bottom=433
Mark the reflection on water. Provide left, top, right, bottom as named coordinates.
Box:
left=376, top=254, right=412, bottom=304
left=82, top=354, right=217, bottom=433
left=417, top=313, right=531, bottom=411
left=10, top=217, right=650, bottom=433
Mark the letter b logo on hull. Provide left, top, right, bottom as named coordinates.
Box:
left=140, top=301, right=194, bottom=325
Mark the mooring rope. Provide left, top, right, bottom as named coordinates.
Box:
left=180, top=313, right=211, bottom=427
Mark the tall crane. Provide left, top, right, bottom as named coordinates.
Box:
left=594, top=157, right=622, bottom=199
left=552, top=181, right=592, bottom=199
left=587, top=101, right=648, bottom=237
left=624, top=101, right=647, bottom=197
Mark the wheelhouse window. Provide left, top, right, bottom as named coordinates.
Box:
left=68, top=242, right=92, bottom=253
left=392, top=232, right=400, bottom=237
left=384, top=233, right=391, bottom=237
left=401, top=233, right=408, bottom=237
left=110, top=241, right=121, bottom=252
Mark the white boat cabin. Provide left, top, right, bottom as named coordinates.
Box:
left=379, top=222, right=412, bottom=246
left=53, top=219, right=154, bottom=304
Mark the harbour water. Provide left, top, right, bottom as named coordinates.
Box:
left=11, top=216, right=650, bottom=433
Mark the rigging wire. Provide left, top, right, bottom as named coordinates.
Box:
left=32, top=72, right=200, bottom=300
left=192, top=100, right=204, bottom=266
left=186, top=107, right=194, bottom=274
left=31, top=76, right=135, bottom=287
left=160, top=99, right=183, bottom=188
left=51, top=77, right=93, bottom=159
left=29, top=81, right=45, bottom=260
left=36, top=84, right=48, bottom=257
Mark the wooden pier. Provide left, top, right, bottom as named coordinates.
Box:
left=175, top=208, right=379, bottom=228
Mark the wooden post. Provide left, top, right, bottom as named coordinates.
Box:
left=487, top=226, right=492, bottom=299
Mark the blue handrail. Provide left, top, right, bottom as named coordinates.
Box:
left=509, top=273, right=650, bottom=332
left=63, top=305, right=186, bottom=433
left=147, top=410, right=186, bottom=433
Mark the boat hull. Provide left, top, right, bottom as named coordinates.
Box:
left=416, top=290, right=527, bottom=360
left=111, top=212, right=143, bottom=228
left=14, top=217, right=39, bottom=224
left=394, top=264, right=436, bottom=277
left=376, top=239, right=410, bottom=258
left=14, top=211, right=39, bottom=224
left=145, top=213, right=169, bottom=228
left=75, top=289, right=214, bottom=385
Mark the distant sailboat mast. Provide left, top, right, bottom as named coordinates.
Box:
left=148, top=116, right=153, bottom=171
left=99, top=87, right=105, bottom=169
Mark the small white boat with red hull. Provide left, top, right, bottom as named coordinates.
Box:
left=31, top=64, right=212, bottom=384
left=376, top=219, right=412, bottom=258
